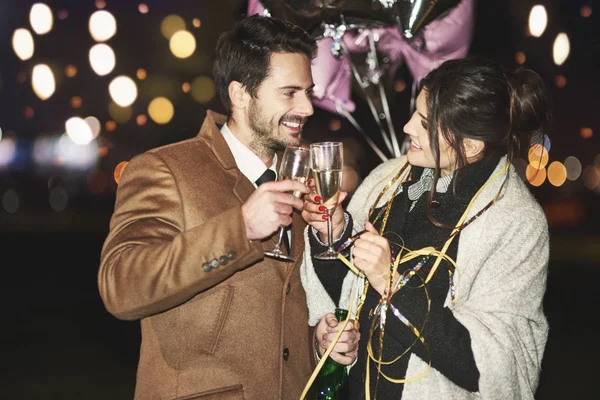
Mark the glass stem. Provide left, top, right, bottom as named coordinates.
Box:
left=275, top=226, right=286, bottom=251
left=326, top=211, right=334, bottom=252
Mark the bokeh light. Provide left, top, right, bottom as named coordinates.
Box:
left=190, top=76, right=216, bottom=103
left=65, top=64, right=78, bottom=77
left=29, top=3, right=54, bottom=35
left=564, top=156, right=582, bottom=181
left=108, top=102, right=133, bottom=124
left=148, top=97, right=174, bottom=124
left=113, top=161, right=129, bottom=184
left=12, top=28, right=35, bottom=61
left=547, top=161, right=567, bottom=187
left=528, top=5, right=547, bottom=37
left=528, top=144, right=549, bottom=169
left=580, top=127, right=593, bottom=139
left=31, top=63, right=56, bottom=100
left=65, top=117, right=94, bottom=145
left=89, top=43, right=116, bottom=76
left=3, top=189, right=20, bottom=214
left=582, top=165, right=600, bottom=190
left=553, top=33, right=570, bottom=66
left=526, top=165, right=547, bottom=186
left=169, top=30, right=196, bottom=59
left=108, top=76, right=137, bottom=107
left=160, top=15, right=186, bottom=40
left=138, top=3, right=149, bottom=14
left=89, top=10, right=117, bottom=42
left=49, top=187, right=68, bottom=212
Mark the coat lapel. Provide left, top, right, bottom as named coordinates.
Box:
left=198, top=110, right=255, bottom=204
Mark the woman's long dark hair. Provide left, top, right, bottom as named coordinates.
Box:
left=418, top=56, right=552, bottom=228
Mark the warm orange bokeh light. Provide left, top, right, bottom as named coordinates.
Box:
left=105, top=120, right=117, bottom=132
left=98, top=146, right=109, bottom=157
left=580, top=127, right=593, bottom=139
left=328, top=119, right=342, bottom=132
left=193, top=18, right=201, bottom=28
left=394, top=80, right=407, bottom=92
left=528, top=144, right=549, bottom=169
left=526, top=164, right=547, bottom=186
left=113, top=161, right=129, bottom=185
left=182, top=82, right=191, bottom=93
left=24, top=106, right=34, bottom=119
left=70, top=96, right=83, bottom=109
left=547, top=161, right=567, bottom=187
left=136, top=114, right=147, bottom=126
left=65, top=65, right=78, bottom=78
left=581, top=6, right=592, bottom=18
left=515, top=51, right=526, bottom=65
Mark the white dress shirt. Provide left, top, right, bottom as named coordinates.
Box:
left=220, top=123, right=278, bottom=188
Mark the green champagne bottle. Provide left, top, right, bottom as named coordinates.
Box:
left=308, top=308, right=350, bottom=400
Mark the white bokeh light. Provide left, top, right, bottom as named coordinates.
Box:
left=109, top=76, right=138, bottom=107
left=528, top=5, right=547, bottom=38
left=89, top=10, right=117, bottom=42
left=65, top=117, right=94, bottom=145
left=12, top=28, right=35, bottom=61
left=29, top=3, right=54, bottom=35
left=89, top=43, right=116, bottom=76
left=553, top=33, right=570, bottom=66
left=32, top=63, right=56, bottom=100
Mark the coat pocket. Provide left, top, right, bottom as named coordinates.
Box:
left=152, top=285, right=234, bottom=368
left=174, top=384, right=244, bottom=400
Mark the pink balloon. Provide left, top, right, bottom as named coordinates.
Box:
left=246, top=0, right=474, bottom=115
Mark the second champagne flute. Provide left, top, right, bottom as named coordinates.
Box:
left=264, top=146, right=311, bottom=261
left=310, top=141, right=343, bottom=260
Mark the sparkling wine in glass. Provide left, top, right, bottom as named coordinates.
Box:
left=264, top=146, right=311, bottom=261
left=310, top=141, right=343, bottom=260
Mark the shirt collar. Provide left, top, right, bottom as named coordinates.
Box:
left=220, top=123, right=278, bottom=187
left=407, top=168, right=453, bottom=201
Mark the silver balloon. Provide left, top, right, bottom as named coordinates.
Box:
left=396, top=0, right=461, bottom=39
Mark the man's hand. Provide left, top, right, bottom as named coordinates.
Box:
left=242, top=179, right=309, bottom=240
left=315, top=312, right=360, bottom=366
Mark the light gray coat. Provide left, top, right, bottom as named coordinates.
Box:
left=301, top=156, right=549, bottom=399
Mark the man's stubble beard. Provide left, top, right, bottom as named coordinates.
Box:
left=248, top=99, right=299, bottom=158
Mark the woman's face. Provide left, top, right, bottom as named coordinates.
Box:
left=403, top=90, right=457, bottom=177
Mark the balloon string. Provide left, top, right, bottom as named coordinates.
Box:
left=341, top=40, right=395, bottom=157
left=367, top=31, right=402, bottom=157
left=337, top=107, right=389, bottom=163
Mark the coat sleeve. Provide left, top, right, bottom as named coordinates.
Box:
left=98, top=152, right=264, bottom=321
left=450, top=196, right=550, bottom=399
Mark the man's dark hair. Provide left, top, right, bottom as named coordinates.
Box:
left=213, top=14, right=317, bottom=116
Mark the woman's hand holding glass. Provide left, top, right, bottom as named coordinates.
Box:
left=301, top=180, right=347, bottom=244
left=351, top=222, right=399, bottom=295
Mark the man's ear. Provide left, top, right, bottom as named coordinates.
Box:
left=464, top=138, right=485, bottom=160
left=228, top=81, right=248, bottom=110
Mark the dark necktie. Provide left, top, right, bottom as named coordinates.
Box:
left=255, top=169, right=290, bottom=253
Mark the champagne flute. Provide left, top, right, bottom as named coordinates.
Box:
left=264, top=146, right=311, bottom=261
left=310, top=141, right=343, bottom=260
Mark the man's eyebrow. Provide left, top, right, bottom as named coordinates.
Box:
left=277, top=83, right=316, bottom=90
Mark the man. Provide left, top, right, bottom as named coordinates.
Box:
left=98, top=14, right=358, bottom=400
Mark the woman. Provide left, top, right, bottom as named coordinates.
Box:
left=301, top=57, right=551, bottom=399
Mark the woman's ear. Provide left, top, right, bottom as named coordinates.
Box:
left=228, top=81, right=248, bottom=110
left=464, top=138, right=485, bottom=161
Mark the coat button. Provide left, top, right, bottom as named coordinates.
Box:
left=202, top=262, right=211, bottom=272
left=210, top=258, right=220, bottom=269
left=282, top=348, right=289, bottom=361
left=219, top=256, right=229, bottom=266
left=226, top=250, right=236, bottom=260
left=286, top=283, right=291, bottom=295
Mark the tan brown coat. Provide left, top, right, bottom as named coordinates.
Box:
left=98, top=110, right=313, bottom=400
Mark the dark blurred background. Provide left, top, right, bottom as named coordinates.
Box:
left=0, top=1, right=598, bottom=399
